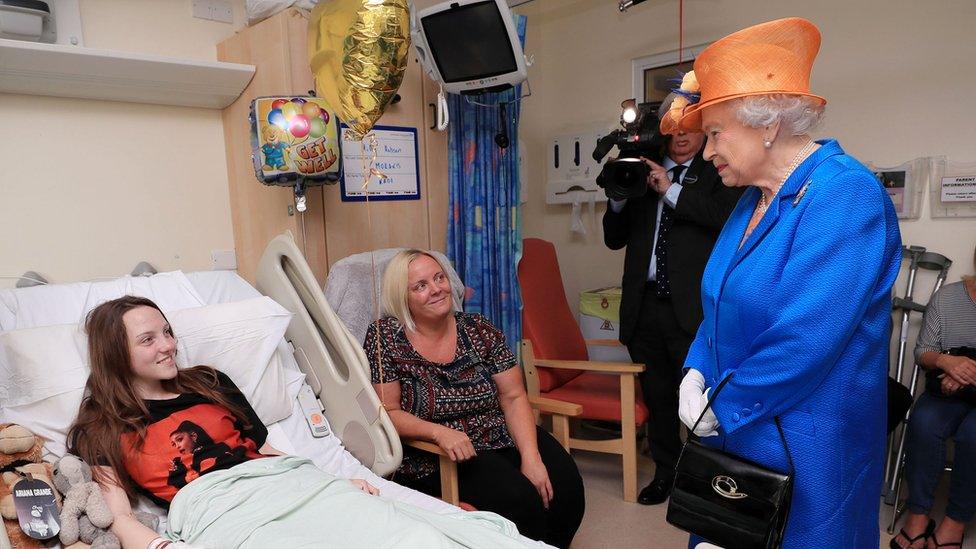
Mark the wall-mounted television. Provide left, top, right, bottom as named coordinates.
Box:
left=412, top=0, right=528, bottom=95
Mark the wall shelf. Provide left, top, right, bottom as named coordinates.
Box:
left=0, top=37, right=255, bottom=109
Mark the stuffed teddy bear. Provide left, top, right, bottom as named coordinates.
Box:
left=53, top=455, right=116, bottom=548
left=0, top=424, right=57, bottom=549
left=52, top=455, right=160, bottom=549
left=74, top=510, right=157, bottom=549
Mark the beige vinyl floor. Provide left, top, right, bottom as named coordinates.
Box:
left=567, top=449, right=976, bottom=548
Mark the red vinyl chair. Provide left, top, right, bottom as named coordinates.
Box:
left=518, top=238, right=648, bottom=502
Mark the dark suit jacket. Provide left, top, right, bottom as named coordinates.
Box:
left=603, top=151, right=743, bottom=341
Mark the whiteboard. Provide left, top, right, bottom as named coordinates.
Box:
left=339, top=124, right=421, bottom=201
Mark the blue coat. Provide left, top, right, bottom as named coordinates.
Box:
left=686, top=140, right=901, bottom=548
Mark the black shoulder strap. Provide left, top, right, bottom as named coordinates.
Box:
left=693, top=373, right=795, bottom=474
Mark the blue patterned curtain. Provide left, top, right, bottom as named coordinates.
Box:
left=446, top=14, right=527, bottom=352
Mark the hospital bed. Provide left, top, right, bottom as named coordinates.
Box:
left=0, top=233, right=547, bottom=547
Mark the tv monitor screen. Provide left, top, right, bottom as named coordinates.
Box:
left=420, top=1, right=518, bottom=84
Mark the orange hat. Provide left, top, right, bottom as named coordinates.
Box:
left=660, top=17, right=827, bottom=134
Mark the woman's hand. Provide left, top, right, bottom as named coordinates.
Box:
left=941, top=374, right=963, bottom=395
left=350, top=478, right=380, bottom=496
left=679, top=369, right=718, bottom=436
left=939, top=355, right=976, bottom=386
left=520, top=456, right=553, bottom=509
left=433, top=426, right=477, bottom=462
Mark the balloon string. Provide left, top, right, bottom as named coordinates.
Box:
left=353, top=132, right=387, bottom=415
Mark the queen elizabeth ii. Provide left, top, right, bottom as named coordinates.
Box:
left=663, top=17, right=903, bottom=548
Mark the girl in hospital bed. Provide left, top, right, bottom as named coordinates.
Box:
left=66, top=296, right=542, bottom=549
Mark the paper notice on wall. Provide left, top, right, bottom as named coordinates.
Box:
left=941, top=176, right=976, bottom=202
left=339, top=124, right=420, bottom=201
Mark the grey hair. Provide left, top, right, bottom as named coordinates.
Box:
left=733, top=95, right=825, bottom=136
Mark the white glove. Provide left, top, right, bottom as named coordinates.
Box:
left=678, top=369, right=719, bottom=437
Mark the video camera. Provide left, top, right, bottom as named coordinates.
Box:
left=593, top=99, right=668, bottom=200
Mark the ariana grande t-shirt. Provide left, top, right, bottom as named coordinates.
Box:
left=121, top=370, right=268, bottom=507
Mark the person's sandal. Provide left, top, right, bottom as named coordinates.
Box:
left=889, top=518, right=935, bottom=549
left=929, top=532, right=964, bottom=548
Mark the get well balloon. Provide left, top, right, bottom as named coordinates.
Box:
left=308, top=0, right=410, bottom=137
left=249, top=96, right=341, bottom=190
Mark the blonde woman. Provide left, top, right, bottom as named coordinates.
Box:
left=365, top=249, right=584, bottom=549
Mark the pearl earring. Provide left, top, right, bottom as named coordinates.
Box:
left=763, top=140, right=772, bottom=149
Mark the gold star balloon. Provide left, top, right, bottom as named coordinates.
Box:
left=308, top=0, right=410, bottom=138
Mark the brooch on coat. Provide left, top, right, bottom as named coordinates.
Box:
left=792, top=180, right=813, bottom=205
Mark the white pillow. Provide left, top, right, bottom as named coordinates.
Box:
left=167, top=297, right=297, bottom=425
left=0, top=296, right=302, bottom=456
left=0, top=323, right=89, bottom=407
left=0, top=323, right=89, bottom=455
left=0, top=271, right=206, bottom=331
left=0, top=390, right=83, bottom=457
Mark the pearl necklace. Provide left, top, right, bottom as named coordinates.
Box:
left=758, top=140, right=817, bottom=213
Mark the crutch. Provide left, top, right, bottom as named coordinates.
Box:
left=882, top=245, right=926, bottom=500
left=893, top=246, right=927, bottom=388
left=885, top=251, right=952, bottom=534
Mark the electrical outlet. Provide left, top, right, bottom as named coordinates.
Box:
left=211, top=250, right=238, bottom=270
left=192, top=0, right=233, bottom=24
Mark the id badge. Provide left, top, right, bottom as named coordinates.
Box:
left=12, top=476, right=60, bottom=540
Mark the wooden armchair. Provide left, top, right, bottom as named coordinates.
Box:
left=518, top=238, right=648, bottom=502
left=405, top=396, right=582, bottom=506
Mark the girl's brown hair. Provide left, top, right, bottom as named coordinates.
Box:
left=67, top=295, right=250, bottom=498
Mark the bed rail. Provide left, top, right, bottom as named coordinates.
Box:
left=255, top=233, right=402, bottom=477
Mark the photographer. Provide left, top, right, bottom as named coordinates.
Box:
left=602, top=129, right=742, bottom=505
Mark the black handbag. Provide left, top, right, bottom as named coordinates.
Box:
left=666, top=375, right=795, bottom=549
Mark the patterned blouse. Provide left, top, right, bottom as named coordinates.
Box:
left=364, top=312, right=517, bottom=480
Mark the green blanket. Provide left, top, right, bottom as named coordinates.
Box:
left=166, top=455, right=546, bottom=548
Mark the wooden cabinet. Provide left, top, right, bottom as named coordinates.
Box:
left=218, top=8, right=448, bottom=284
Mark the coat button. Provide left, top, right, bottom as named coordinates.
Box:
left=707, top=337, right=713, bottom=348
left=742, top=408, right=752, bottom=417
left=754, top=402, right=762, bottom=412
left=732, top=412, right=741, bottom=422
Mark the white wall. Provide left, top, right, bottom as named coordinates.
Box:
left=0, top=0, right=247, bottom=287
left=515, top=0, right=976, bottom=323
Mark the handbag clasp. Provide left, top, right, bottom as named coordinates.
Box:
left=711, top=475, right=748, bottom=500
